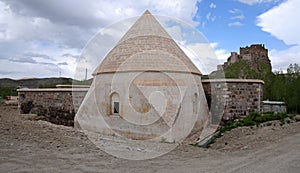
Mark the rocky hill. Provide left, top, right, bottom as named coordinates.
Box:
left=211, top=44, right=272, bottom=79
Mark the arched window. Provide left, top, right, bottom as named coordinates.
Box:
left=110, top=92, right=120, bottom=115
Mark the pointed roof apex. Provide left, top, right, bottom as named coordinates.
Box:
left=118, top=9, right=172, bottom=43
left=143, top=10, right=151, bottom=15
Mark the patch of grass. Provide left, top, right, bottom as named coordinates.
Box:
left=0, top=99, right=5, bottom=105
left=266, top=122, right=272, bottom=126
left=160, top=137, right=167, bottom=143
left=160, top=137, right=176, bottom=144
left=0, top=87, right=18, bottom=98
left=220, top=112, right=295, bottom=133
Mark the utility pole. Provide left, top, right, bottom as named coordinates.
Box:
left=85, top=68, right=87, bottom=81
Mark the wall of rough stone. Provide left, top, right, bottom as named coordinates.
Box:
left=18, top=88, right=88, bottom=126
left=202, top=79, right=264, bottom=123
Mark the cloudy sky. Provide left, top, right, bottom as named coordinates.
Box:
left=0, top=0, right=299, bottom=79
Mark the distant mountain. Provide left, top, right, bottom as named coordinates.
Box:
left=0, top=77, right=93, bottom=98
left=0, top=77, right=72, bottom=88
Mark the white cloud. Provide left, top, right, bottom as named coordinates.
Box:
left=179, top=42, right=229, bottom=74
left=228, top=8, right=244, bottom=26
left=214, top=49, right=230, bottom=63
left=206, top=12, right=216, bottom=22
left=257, top=0, right=300, bottom=71
left=0, top=0, right=202, bottom=79
left=238, top=0, right=278, bottom=5
left=269, top=46, right=300, bottom=72
left=165, top=25, right=184, bottom=42
left=257, top=0, right=300, bottom=46
left=209, top=3, right=216, bottom=8
left=229, top=8, right=242, bottom=14
left=230, top=15, right=245, bottom=20
left=228, top=21, right=243, bottom=27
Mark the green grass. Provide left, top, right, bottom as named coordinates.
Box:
left=220, top=112, right=296, bottom=133
left=266, top=122, right=272, bottom=126
left=0, top=87, right=18, bottom=98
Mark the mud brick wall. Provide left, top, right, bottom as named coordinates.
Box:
left=18, top=88, right=88, bottom=126
left=202, top=79, right=264, bottom=122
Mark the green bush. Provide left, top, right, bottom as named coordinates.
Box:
left=0, top=87, right=18, bottom=98
left=220, top=112, right=295, bottom=133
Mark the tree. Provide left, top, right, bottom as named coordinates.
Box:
left=287, top=64, right=294, bottom=74
left=294, top=63, right=300, bottom=74
left=287, top=63, right=300, bottom=75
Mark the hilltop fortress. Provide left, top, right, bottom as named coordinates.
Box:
left=218, top=44, right=271, bottom=72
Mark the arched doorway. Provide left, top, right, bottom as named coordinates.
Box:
left=110, top=92, right=120, bottom=115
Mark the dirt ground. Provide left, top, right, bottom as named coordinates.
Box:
left=1, top=105, right=299, bottom=173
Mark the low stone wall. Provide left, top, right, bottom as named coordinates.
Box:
left=18, top=79, right=264, bottom=126
left=18, top=88, right=88, bottom=126
left=202, top=79, right=264, bottom=122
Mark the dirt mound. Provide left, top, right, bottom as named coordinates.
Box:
left=210, top=120, right=300, bottom=151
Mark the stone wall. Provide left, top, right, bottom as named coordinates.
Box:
left=202, top=79, right=264, bottom=123
left=18, top=79, right=264, bottom=127
left=18, top=88, right=88, bottom=126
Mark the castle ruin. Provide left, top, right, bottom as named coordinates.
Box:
left=218, top=44, right=271, bottom=72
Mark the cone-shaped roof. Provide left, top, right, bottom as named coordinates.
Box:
left=118, top=10, right=172, bottom=43
left=93, top=10, right=201, bottom=75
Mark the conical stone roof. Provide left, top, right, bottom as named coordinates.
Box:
left=93, top=10, right=201, bottom=75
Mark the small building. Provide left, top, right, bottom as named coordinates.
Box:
left=263, top=100, right=286, bottom=113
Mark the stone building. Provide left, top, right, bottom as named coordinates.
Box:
left=263, top=100, right=286, bottom=113
left=218, top=44, right=271, bottom=71
left=17, top=11, right=267, bottom=144
left=75, top=10, right=210, bottom=143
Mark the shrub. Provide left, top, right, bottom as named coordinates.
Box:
left=219, top=112, right=294, bottom=133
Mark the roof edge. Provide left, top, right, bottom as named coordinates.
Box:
left=93, top=70, right=202, bottom=76
left=201, top=79, right=264, bottom=84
